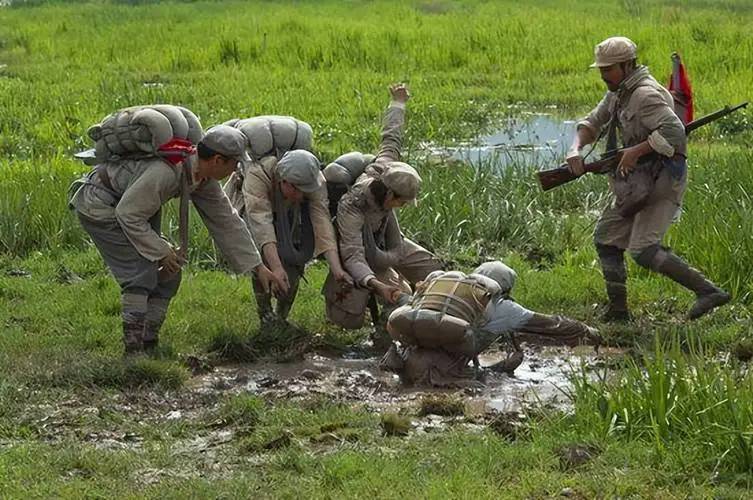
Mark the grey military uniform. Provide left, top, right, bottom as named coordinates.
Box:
left=579, top=63, right=728, bottom=320
left=69, top=154, right=261, bottom=350
left=224, top=154, right=337, bottom=321
left=382, top=296, right=598, bottom=388
left=381, top=264, right=600, bottom=387
left=335, top=103, right=442, bottom=292
left=578, top=65, right=687, bottom=253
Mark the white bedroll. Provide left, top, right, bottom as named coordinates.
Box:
left=224, top=115, right=313, bottom=160
left=76, top=104, right=202, bottom=165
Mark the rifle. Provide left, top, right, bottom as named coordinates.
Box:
left=536, top=101, right=748, bottom=192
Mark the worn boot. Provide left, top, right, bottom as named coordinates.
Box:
left=144, top=297, right=170, bottom=354
left=648, top=249, right=731, bottom=320
left=488, top=351, right=524, bottom=375
left=275, top=276, right=300, bottom=321
left=252, top=276, right=276, bottom=329
left=122, top=293, right=147, bottom=356
left=596, top=244, right=631, bottom=322
left=122, top=312, right=146, bottom=356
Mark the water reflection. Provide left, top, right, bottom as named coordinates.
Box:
left=423, top=113, right=579, bottom=169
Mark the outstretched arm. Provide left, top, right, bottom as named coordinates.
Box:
left=374, top=83, right=410, bottom=164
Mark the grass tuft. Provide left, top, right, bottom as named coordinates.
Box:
left=568, top=335, right=753, bottom=473
left=380, top=413, right=411, bottom=436
left=118, top=357, right=189, bottom=390
left=733, top=337, right=753, bottom=362
left=418, top=394, right=466, bottom=417
left=207, top=330, right=256, bottom=363
left=217, top=394, right=265, bottom=431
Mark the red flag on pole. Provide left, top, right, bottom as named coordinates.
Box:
left=668, top=52, right=694, bottom=125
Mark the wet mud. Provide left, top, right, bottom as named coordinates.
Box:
left=7, top=343, right=624, bottom=465
left=191, top=343, right=624, bottom=416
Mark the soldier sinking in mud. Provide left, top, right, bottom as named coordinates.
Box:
left=223, top=149, right=352, bottom=328
left=566, top=36, right=730, bottom=322
left=323, top=83, right=444, bottom=350
left=69, top=125, right=284, bottom=355
left=380, top=261, right=601, bottom=387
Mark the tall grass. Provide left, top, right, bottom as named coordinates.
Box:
left=413, top=144, right=753, bottom=301
left=0, top=0, right=751, bottom=300
left=568, top=334, right=753, bottom=473
left=1, top=144, right=751, bottom=299
left=1, top=0, right=752, bottom=156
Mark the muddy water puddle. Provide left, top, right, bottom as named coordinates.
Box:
left=422, top=112, right=590, bottom=169
left=191, top=344, right=624, bottom=417
left=3, top=344, right=624, bottom=474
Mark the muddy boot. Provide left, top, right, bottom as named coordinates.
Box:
left=123, top=313, right=146, bottom=356
left=596, top=244, right=631, bottom=322
left=648, top=249, right=731, bottom=320
left=252, top=276, right=276, bottom=328
left=143, top=323, right=159, bottom=354
left=603, top=282, right=630, bottom=323
left=122, top=293, right=147, bottom=356
left=144, top=297, right=170, bottom=355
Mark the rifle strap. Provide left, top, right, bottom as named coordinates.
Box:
left=605, top=93, right=624, bottom=152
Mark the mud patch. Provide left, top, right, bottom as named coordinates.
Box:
left=4, top=343, right=624, bottom=482
left=191, top=343, right=624, bottom=418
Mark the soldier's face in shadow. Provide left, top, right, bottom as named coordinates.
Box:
left=280, top=180, right=304, bottom=204
left=383, top=191, right=411, bottom=209
left=198, top=155, right=238, bottom=180
left=599, top=64, right=625, bottom=92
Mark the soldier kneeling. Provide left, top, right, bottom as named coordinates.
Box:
left=379, top=261, right=601, bottom=387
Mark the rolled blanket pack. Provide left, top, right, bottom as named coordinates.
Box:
left=322, top=151, right=375, bottom=185
left=224, top=115, right=313, bottom=160
left=86, top=105, right=202, bottom=164
left=323, top=151, right=376, bottom=216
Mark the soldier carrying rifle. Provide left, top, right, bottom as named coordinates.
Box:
left=565, top=37, right=730, bottom=322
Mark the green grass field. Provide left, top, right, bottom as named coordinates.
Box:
left=2, top=0, right=753, bottom=497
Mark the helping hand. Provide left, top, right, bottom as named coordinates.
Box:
left=256, top=265, right=288, bottom=296
left=270, top=266, right=290, bottom=296
left=389, top=83, right=410, bottom=104
left=332, top=268, right=354, bottom=289
left=374, top=282, right=402, bottom=304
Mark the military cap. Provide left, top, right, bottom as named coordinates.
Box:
left=382, top=162, right=422, bottom=200
left=277, top=149, right=325, bottom=193
left=201, top=125, right=251, bottom=162
left=590, top=36, right=637, bottom=68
